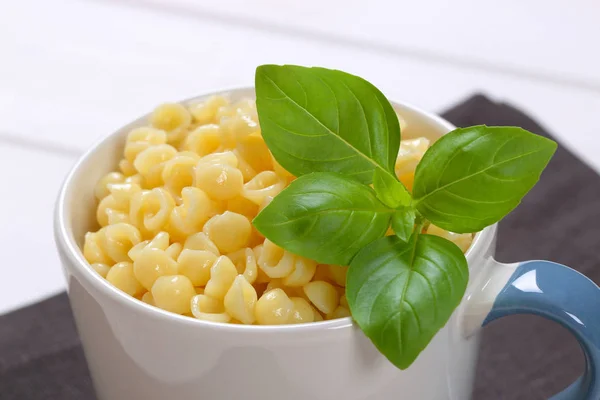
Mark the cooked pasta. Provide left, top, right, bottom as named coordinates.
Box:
left=177, top=249, right=218, bottom=286
left=303, top=281, right=340, bottom=315
left=82, top=96, right=474, bottom=325
left=150, top=103, right=192, bottom=144
left=395, top=137, right=430, bottom=192
left=255, top=288, right=294, bottom=325
left=426, top=224, right=473, bottom=253
left=151, top=275, right=196, bottom=314
left=241, top=171, right=285, bottom=206
left=223, top=275, right=258, bottom=325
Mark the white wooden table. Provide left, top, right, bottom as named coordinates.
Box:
left=1, top=0, right=599, bottom=314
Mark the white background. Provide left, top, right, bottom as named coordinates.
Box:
left=1, top=0, right=599, bottom=314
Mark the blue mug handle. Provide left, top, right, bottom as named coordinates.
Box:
left=464, top=260, right=600, bottom=399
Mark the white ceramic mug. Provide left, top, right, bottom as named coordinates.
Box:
left=55, top=88, right=600, bottom=400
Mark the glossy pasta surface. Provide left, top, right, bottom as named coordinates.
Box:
left=83, top=96, right=473, bottom=325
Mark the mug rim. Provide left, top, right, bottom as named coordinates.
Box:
left=55, top=86, right=496, bottom=334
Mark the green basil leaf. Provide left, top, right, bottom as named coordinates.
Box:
left=255, top=64, right=400, bottom=184
left=413, top=125, right=557, bottom=233
left=253, top=172, right=393, bottom=265
left=373, top=169, right=411, bottom=208
left=346, top=234, right=468, bottom=369
left=391, top=207, right=416, bottom=242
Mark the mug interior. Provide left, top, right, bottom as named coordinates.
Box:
left=55, top=87, right=495, bottom=331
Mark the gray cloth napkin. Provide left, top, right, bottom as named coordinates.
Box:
left=1, top=95, right=597, bottom=400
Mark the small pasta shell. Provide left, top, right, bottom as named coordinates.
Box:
left=224, top=275, right=258, bottom=325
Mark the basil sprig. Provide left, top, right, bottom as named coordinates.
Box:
left=253, top=64, right=556, bottom=369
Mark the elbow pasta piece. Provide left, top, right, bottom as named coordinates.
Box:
left=327, top=306, right=351, bottom=320
left=252, top=245, right=272, bottom=284
left=108, top=183, right=143, bottom=210
left=128, top=231, right=171, bottom=261
left=190, top=294, right=231, bottom=323
left=99, top=223, right=142, bottom=263
left=193, top=294, right=224, bottom=313
left=177, top=249, right=218, bottom=286
left=395, top=137, right=430, bottom=192
left=194, top=161, right=244, bottom=200
left=312, top=308, right=324, bottom=322
left=224, top=275, right=258, bottom=325
left=119, top=159, right=137, bottom=176
left=325, top=265, right=348, bottom=287
left=141, top=291, right=155, bottom=306
left=426, top=224, right=473, bottom=253
left=128, top=240, right=150, bottom=261
left=83, top=232, right=111, bottom=264
left=203, top=212, right=251, bottom=254
left=134, top=144, right=178, bottom=176
left=265, top=278, right=287, bottom=294
left=241, top=171, right=285, bottom=206
left=134, top=144, right=178, bottom=188
left=255, top=288, right=294, bottom=325
left=183, top=232, right=220, bottom=255
left=150, top=103, right=192, bottom=144
left=188, top=95, right=229, bottom=125
left=204, top=256, right=238, bottom=300
left=95, top=172, right=125, bottom=200
left=124, top=127, right=167, bottom=163
left=282, top=256, right=317, bottom=287
left=124, top=174, right=144, bottom=186
left=220, top=113, right=259, bottom=145
left=165, top=243, right=183, bottom=260
left=214, top=103, right=235, bottom=121
left=106, top=262, right=145, bottom=297
left=303, top=281, right=340, bottom=315
left=97, top=195, right=119, bottom=227
left=225, top=196, right=259, bottom=220
left=236, top=133, right=272, bottom=173
left=133, top=247, right=179, bottom=290
left=96, top=183, right=142, bottom=227
left=197, top=150, right=238, bottom=167
left=168, top=187, right=218, bottom=242
left=129, top=188, right=175, bottom=236
left=232, top=149, right=257, bottom=182
left=91, top=263, right=111, bottom=278
left=147, top=231, right=171, bottom=250
left=183, top=124, right=222, bottom=156
left=288, top=297, right=315, bottom=324
left=252, top=243, right=263, bottom=260
left=106, top=209, right=130, bottom=225
left=161, top=153, right=199, bottom=200
left=263, top=280, right=305, bottom=300
left=227, top=247, right=258, bottom=284
left=258, top=240, right=294, bottom=279
left=216, top=99, right=256, bottom=119
left=151, top=275, right=196, bottom=314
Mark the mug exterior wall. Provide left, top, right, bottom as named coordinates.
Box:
left=59, top=248, right=488, bottom=400
left=55, top=88, right=497, bottom=400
